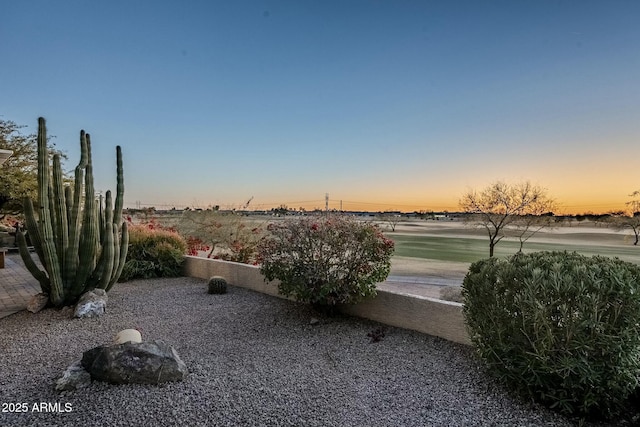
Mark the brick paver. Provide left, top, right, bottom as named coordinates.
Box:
left=0, top=252, right=41, bottom=318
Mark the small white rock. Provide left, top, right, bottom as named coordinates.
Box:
left=114, top=329, right=142, bottom=344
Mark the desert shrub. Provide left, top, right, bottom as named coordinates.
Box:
left=120, top=259, right=156, bottom=281
left=178, top=210, right=264, bottom=264
left=119, top=224, right=187, bottom=281
left=462, top=251, right=640, bottom=419
left=257, top=215, right=394, bottom=310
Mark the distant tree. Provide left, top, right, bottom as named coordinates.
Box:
left=459, top=181, right=555, bottom=257
left=511, top=211, right=556, bottom=253
left=627, top=191, right=640, bottom=215
left=271, top=204, right=289, bottom=216
left=585, top=213, right=610, bottom=227
left=416, top=210, right=435, bottom=220
left=608, top=191, right=640, bottom=246
left=377, top=211, right=403, bottom=232
left=0, top=119, right=67, bottom=215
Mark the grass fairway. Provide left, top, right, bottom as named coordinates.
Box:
left=390, top=233, right=640, bottom=265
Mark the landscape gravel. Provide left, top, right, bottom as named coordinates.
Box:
left=0, top=277, right=595, bottom=426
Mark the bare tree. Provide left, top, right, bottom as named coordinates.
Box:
left=178, top=210, right=265, bottom=262
left=459, top=181, right=555, bottom=257
left=608, top=191, right=640, bottom=246
left=377, top=211, right=403, bottom=232
left=511, top=212, right=556, bottom=253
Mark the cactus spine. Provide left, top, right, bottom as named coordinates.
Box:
left=17, top=118, right=128, bottom=307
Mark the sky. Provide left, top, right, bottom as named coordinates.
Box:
left=2, top=1, right=639, bottom=214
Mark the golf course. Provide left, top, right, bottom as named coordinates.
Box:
left=385, top=219, right=640, bottom=279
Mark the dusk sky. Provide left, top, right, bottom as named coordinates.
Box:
left=2, top=1, right=639, bottom=214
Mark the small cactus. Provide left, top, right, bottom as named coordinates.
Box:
left=207, top=276, right=228, bottom=294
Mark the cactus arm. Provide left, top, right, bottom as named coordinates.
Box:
left=16, top=230, right=51, bottom=294
left=83, top=200, right=104, bottom=290
left=36, top=118, right=64, bottom=307
left=110, top=226, right=120, bottom=284
left=64, top=186, right=73, bottom=229
left=113, top=146, right=124, bottom=229
left=97, top=191, right=115, bottom=290
left=105, top=145, right=127, bottom=288
left=100, top=146, right=127, bottom=289
left=107, top=221, right=128, bottom=291
left=73, top=170, right=98, bottom=293
left=52, top=154, right=68, bottom=285
left=98, top=194, right=105, bottom=245
left=74, top=136, right=98, bottom=293
left=23, top=197, right=45, bottom=267
left=48, top=182, right=56, bottom=242
left=68, top=131, right=87, bottom=241
left=89, top=135, right=100, bottom=260
left=96, top=223, right=114, bottom=289
left=64, top=132, right=88, bottom=290
left=87, top=217, right=107, bottom=289
left=63, top=185, right=77, bottom=286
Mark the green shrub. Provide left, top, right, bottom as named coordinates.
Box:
left=120, top=259, right=156, bottom=281
left=257, top=215, right=394, bottom=310
left=119, top=224, right=187, bottom=281
left=462, top=251, right=640, bottom=419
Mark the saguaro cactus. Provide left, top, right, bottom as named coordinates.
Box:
left=17, top=118, right=128, bottom=307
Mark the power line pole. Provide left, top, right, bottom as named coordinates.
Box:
left=325, top=193, right=329, bottom=212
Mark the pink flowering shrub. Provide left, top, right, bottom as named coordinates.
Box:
left=118, top=215, right=187, bottom=281
left=185, top=235, right=211, bottom=256
left=257, top=215, right=395, bottom=309
left=178, top=211, right=263, bottom=264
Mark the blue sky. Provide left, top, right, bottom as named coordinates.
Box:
left=2, top=1, right=639, bottom=213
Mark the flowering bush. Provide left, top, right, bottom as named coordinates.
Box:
left=185, top=235, right=211, bottom=256
left=257, top=215, right=395, bottom=309
left=119, top=219, right=187, bottom=281
left=178, top=210, right=264, bottom=264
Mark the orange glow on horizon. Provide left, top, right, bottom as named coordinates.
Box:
left=252, top=198, right=628, bottom=216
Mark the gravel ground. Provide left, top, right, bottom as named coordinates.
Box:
left=0, top=277, right=597, bottom=426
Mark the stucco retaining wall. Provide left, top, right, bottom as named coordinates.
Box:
left=183, top=256, right=470, bottom=345
left=183, top=256, right=284, bottom=299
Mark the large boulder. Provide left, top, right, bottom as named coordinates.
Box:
left=81, top=340, right=188, bottom=384
left=74, top=289, right=108, bottom=318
